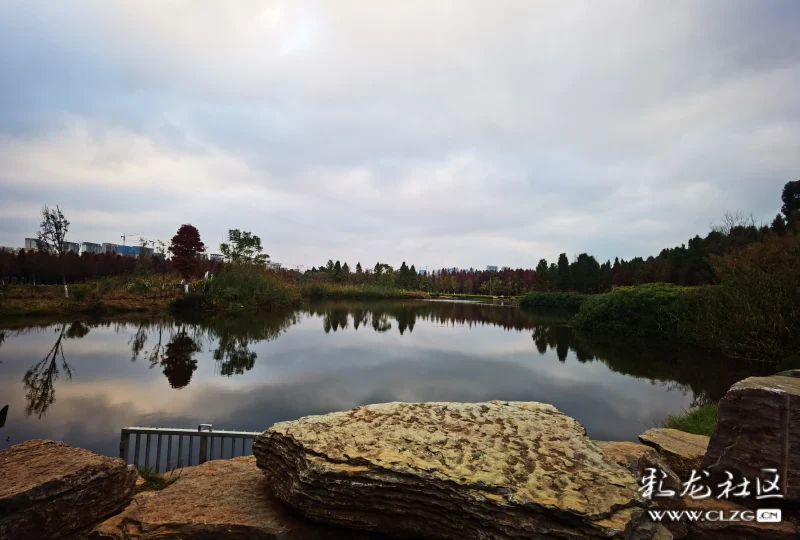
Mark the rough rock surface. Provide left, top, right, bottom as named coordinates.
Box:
left=638, top=429, right=709, bottom=481
left=0, top=439, right=137, bottom=540
left=702, top=373, right=800, bottom=506
left=90, top=456, right=377, bottom=539
left=596, top=441, right=681, bottom=495
left=255, top=401, right=654, bottom=539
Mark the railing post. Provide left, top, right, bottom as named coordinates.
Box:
left=198, top=424, right=212, bottom=464
left=119, top=430, right=129, bottom=461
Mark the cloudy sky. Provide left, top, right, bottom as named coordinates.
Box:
left=1, top=1, right=798, bottom=269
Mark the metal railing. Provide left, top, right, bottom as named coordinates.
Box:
left=119, top=424, right=260, bottom=472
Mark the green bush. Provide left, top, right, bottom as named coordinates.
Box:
left=171, top=266, right=300, bottom=313
left=519, top=291, right=588, bottom=311
left=572, top=283, right=699, bottom=339
left=663, top=403, right=718, bottom=437
left=69, top=283, right=94, bottom=301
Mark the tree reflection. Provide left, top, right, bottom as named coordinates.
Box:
left=161, top=329, right=200, bottom=389
left=22, top=322, right=89, bottom=418
left=213, top=334, right=256, bottom=376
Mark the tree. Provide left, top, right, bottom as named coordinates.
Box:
left=534, top=259, right=549, bottom=291
left=771, top=214, right=787, bottom=237
left=333, top=260, right=343, bottom=282
left=342, top=262, right=351, bottom=282
left=781, top=180, right=800, bottom=221
left=556, top=253, right=571, bottom=291
left=570, top=253, right=601, bottom=293
left=398, top=261, right=410, bottom=288
left=36, top=205, right=71, bottom=298
left=169, top=224, right=205, bottom=278
left=219, top=229, right=269, bottom=265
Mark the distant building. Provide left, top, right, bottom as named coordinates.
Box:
left=24, top=238, right=38, bottom=250
left=80, top=242, right=104, bottom=255
left=418, top=269, right=427, bottom=276
left=209, top=254, right=224, bottom=262
left=266, top=262, right=282, bottom=270
left=486, top=265, right=498, bottom=272
left=114, top=245, right=153, bottom=257
left=447, top=267, right=459, bottom=273
left=102, top=243, right=118, bottom=254
left=501, top=266, right=511, bottom=271
left=0, top=246, right=20, bottom=253
left=64, top=242, right=80, bottom=254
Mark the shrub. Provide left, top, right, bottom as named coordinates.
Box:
left=673, top=233, right=800, bottom=360
left=171, top=266, right=300, bottom=313
left=69, top=283, right=94, bottom=301
left=572, top=283, right=697, bottom=339
left=519, top=291, right=587, bottom=311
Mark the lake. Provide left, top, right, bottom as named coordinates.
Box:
left=0, top=299, right=771, bottom=459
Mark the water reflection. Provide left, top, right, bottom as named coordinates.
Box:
left=0, top=300, right=779, bottom=454
left=21, top=323, right=86, bottom=418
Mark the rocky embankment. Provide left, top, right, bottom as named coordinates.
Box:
left=1, top=370, right=798, bottom=539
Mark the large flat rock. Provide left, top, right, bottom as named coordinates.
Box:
left=702, top=373, right=800, bottom=507
left=638, top=429, right=708, bottom=481
left=254, top=401, right=653, bottom=539
left=0, top=439, right=137, bottom=540
left=596, top=441, right=681, bottom=495
left=90, top=456, right=377, bottom=539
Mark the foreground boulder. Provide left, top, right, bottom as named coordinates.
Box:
left=638, top=429, right=709, bottom=481
left=90, top=456, right=375, bottom=539
left=255, top=401, right=654, bottom=539
left=0, top=439, right=137, bottom=540
left=702, top=372, right=800, bottom=507
left=596, top=441, right=681, bottom=495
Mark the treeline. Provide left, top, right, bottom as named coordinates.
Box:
left=297, top=211, right=798, bottom=296
left=0, top=249, right=223, bottom=285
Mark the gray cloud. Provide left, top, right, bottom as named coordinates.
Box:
left=1, top=1, right=798, bottom=267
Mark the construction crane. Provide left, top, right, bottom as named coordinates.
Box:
left=120, top=233, right=140, bottom=246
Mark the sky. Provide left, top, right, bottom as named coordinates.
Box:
left=1, top=1, right=798, bottom=270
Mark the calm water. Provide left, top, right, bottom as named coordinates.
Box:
left=0, top=300, right=772, bottom=458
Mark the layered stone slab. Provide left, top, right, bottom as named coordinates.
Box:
left=638, top=429, right=709, bottom=481
left=90, top=456, right=375, bottom=539
left=255, top=401, right=653, bottom=539
left=702, top=372, right=800, bottom=507
left=0, top=439, right=137, bottom=540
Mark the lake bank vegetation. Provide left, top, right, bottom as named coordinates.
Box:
left=519, top=181, right=800, bottom=362
left=663, top=403, right=718, bottom=437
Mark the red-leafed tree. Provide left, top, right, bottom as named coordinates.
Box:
left=169, top=224, right=205, bottom=278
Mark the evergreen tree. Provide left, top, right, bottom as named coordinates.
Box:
left=556, top=253, right=571, bottom=291
left=334, top=260, right=343, bottom=282
left=534, top=259, right=549, bottom=291
left=342, top=262, right=351, bottom=282
left=399, top=261, right=409, bottom=288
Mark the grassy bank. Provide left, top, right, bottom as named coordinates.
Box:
left=663, top=403, right=718, bottom=437
left=0, top=274, right=178, bottom=319
left=298, top=282, right=430, bottom=300
left=519, top=291, right=587, bottom=311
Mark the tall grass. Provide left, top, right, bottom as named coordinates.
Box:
left=519, top=291, right=588, bottom=311
left=299, top=282, right=429, bottom=299
left=663, top=403, right=718, bottom=437
left=171, top=266, right=300, bottom=313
